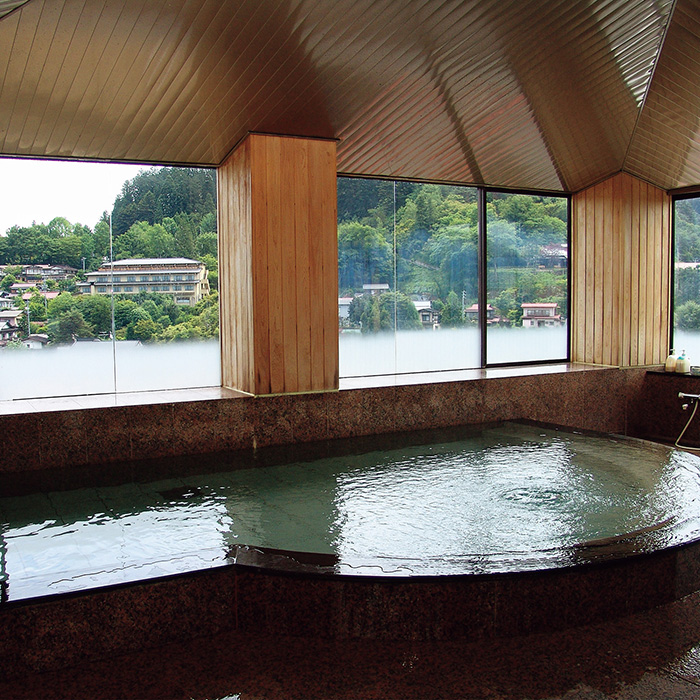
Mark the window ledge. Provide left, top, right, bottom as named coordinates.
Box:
left=339, top=362, right=605, bottom=390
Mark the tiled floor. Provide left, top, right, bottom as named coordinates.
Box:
left=3, top=589, right=700, bottom=699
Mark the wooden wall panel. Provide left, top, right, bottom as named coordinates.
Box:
left=218, top=138, right=254, bottom=392
left=219, top=133, right=338, bottom=395
left=571, top=172, right=671, bottom=367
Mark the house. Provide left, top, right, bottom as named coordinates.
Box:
left=521, top=302, right=563, bottom=328
left=362, top=283, right=390, bottom=295
left=413, top=300, right=440, bottom=328
left=21, top=264, right=78, bottom=282
left=338, top=297, right=353, bottom=320
left=0, top=309, right=22, bottom=346
left=78, top=258, right=210, bottom=306
left=464, top=303, right=496, bottom=323
left=22, top=333, right=49, bottom=349
left=540, top=243, right=568, bottom=268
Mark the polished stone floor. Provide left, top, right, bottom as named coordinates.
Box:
left=3, top=589, right=700, bottom=699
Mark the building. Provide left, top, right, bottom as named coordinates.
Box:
left=22, top=333, right=49, bottom=349
left=464, top=303, right=497, bottom=323
left=4, top=2, right=700, bottom=697
left=413, top=300, right=440, bottom=328
left=0, top=309, right=21, bottom=346
left=78, top=258, right=210, bottom=306
left=21, top=264, right=78, bottom=282
left=362, top=283, right=390, bottom=295
left=521, top=302, right=563, bottom=328
left=338, top=296, right=353, bottom=320
left=539, top=243, right=568, bottom=268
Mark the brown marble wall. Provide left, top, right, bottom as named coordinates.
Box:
left=627, top=371, right=700, bottom=447
left=0, top=366, right=647, bottom=483
left=3, top=536, right=700, bottom=677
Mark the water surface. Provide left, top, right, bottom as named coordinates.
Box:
left=2, top=422, right=699, bottom=600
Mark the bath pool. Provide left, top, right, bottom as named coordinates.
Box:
left=2, top=421, right=700, bottom=603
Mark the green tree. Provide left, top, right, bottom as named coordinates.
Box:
left=440, top=291, right=464, bottom=327
left=47, top=307, right=93, bottom=343
left=0, top=273, right=16, bottom=292
left=377, top=291, right=422, bottom=331
left=114, top=299, right=140, bottom=329
left=76, top=295, right=112, bottom=335
left=676, top=300, right=700, bottom=329
left=360, top=295, right=381, bottom=333
left=196, top=231, right=218, bottom=258
left=338, top=222, right=392, bottom=291
left=47, top=291, right=76, bottom=319
left=129, top=317, right=159, bottom=342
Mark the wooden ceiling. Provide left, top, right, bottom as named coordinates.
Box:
left=0, top=0, right=698, bottom=193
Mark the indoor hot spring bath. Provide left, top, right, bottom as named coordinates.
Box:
left=2, top=421, right=700, bottom=642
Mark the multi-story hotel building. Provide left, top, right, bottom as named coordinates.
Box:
left=78, top=258, right=210, bottom=306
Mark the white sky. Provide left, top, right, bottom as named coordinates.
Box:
left=0, top=158, right=154, bottom=235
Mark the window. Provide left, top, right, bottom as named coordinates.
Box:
left=0, top=160, right=220, bottom=401
left=338, top=178, right=569, bottom=377
left=485, top=192, right=568, bottom=364
left=673, top=195, right=700, bottom=360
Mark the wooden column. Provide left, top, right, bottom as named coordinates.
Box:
left=571, top=172, right=671, bottom=366
left=218, top=133, right=338, bottom=395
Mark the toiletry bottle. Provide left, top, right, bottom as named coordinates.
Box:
left=676, top=350, right=690, bottom=374
left=665, top=349, right=677, bottom=372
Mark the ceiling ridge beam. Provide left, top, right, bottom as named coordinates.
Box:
left=621, top=0, right=679, bottom=172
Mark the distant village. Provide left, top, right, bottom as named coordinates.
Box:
left=337, top=282, right=563, bottom=333
left=0, top=258, right=210, bottom=348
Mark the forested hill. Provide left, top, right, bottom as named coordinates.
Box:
left=0, top=166, right=218, bottom=272
left=112, top=167, right=216, bottom=238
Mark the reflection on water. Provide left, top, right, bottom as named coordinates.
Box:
left=339, top=325, right=567, bottom=376
left=2, top=422, right=699, bottom=599
left=0, top=339, right=221, bottom=400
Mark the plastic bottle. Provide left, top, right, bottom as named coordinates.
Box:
left=665, top=349, right=677, bottom=372
left=676, top=350, right=690, bottom=374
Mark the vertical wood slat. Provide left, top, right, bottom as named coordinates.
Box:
left=620, top=173, right=633, bottom=367
left=584, top=187, right=596, bottom=363
left=602, top=176, right=614, bottom=366
left=571, top=172, right=671, bottom=367
left=634, top=178, right=645, bottom=365
left=572, top=186, right=586, bottom=361
left=629, top=177, right=640, bottom=365
left=219, top=137, right=253, bottom=392
left=218, top=133, right=337, bottom=395
left=660, top=191, right=671, bottom=357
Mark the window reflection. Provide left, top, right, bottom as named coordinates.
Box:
left=338, top=179, right=569, bottom=376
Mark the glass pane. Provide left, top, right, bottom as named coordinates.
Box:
left=673, top=196, right=700, bottom=363
left=395, top=183, right=479, bottom=372
left=0, top=161, right=220, bottom=400
left=338, top=178, right=480, bottom=377
left=485, top=192, right=568, bottom=364
left=338, top=178, right=397, bottom=376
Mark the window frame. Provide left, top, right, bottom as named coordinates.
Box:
left=337, top=176, right=571, bottom=378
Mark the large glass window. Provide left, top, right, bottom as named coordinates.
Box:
left=0, top=160, right=220, bottom=401
left=486, top=192, right=569, bottom=364
left=673, top=195, right=700, bottom=360
left=338, top=178, right=569, bottom=376
left=338, top=178, right=480, bottom=376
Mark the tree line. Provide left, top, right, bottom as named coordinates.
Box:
left=337, top=179, right=568, bottom=331
left=0, top=166, right=219, bottom=346
left=9, top=289, right=219, bottom=345
left=675, top=198, right=700, bottom=331
left=0, top=167, right=217, bottom=277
